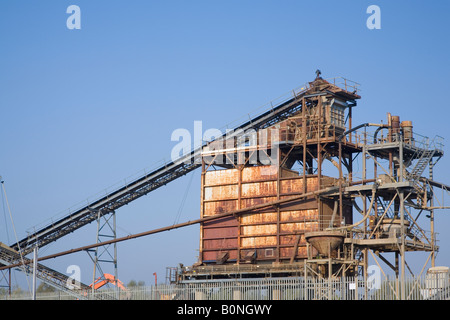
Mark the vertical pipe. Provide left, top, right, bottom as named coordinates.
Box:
left=276, top=148, right=281, bottom=263
left=304, top=259, right=307, bottom=299
left=349, top=106, right=352, bottom=143
left=400, top=189, right=406, bottom=300
left=302, top=97, right=307, bottom=194
left=399, top=140, right=404, bottom=183
left=362, top=136, right=368, bottom=238
left=339, top=142, right=343, bottom=222
left=32, top=246, right=38, bottom=300
left=237, top=164, right=242, bottom=265
left=430, top=160, right=435, bottom=267
left=199, top=158, right=205, bottom=264
left=395, top=252, right=399, bottom=298
left=363, top=248, right=368, bottom=300
left=318, top=143, right=322, bottom=224
left=8, top=268, right=11, bottom=297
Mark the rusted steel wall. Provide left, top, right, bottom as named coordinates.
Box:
left=200, top=166, right=342, bottom=264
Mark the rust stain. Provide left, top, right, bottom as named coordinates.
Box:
left=204, top=185, right=238, bottom=201
left=241, top=224, right=277, bottom=236
left=241, top=196, right=277, bottom=209
left=241, top=212, right=277, bottom=224
left=280, top=209, right=319, bottom=222
left=241, top=181, right=276, bottom=197
left=203, top=227, right=237, bottom=240
left=205, top=169, right=239, bottom=186
left=241, top=236, right=277, bottom=248
left=242, top=166, right=277, bottom=182
left=203, top=200, right=238, bottom=216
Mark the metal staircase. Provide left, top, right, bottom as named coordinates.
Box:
left=404, top=135, right=443, bottom=185
left=374, top=196, right=429, bottom=245
left=406, top=149, right=436, bottom=183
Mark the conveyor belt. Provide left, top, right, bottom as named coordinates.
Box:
left=11, top=84, right=311, bottom=256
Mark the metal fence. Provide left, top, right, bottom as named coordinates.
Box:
left=4, top=273, right=449, bottom=300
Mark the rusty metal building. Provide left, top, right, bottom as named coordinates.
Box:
left=185, top=75, right=363, bottom=278
left=1, top=72, right=446, bottom=300
left=178, top=73, right=445, bottom=293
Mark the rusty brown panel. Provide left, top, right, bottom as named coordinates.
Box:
left=280, top=222, right=304, bottom=233
left=278, top=196, right=319, bottom=211
left=280, top=209, right=319, bottom=222
left=203, top=200, right=238, bottom=216
left=280, top=176, right=319, bottom=195
left=204, top=169, right=239, bottom=186
left=319, top=198, right=353, bottom=226
left=280, top=246, right=308, bottom=258
left=241, top=166, right=277, bottom=182
left=202, top=250, right=238, bottom=262
left=202, top=238, right=237, bottom=250
left=280, top=221, right=319, bottom=233
left=241, top=196, right=277, bottom=209
left=203, top=226, right=237, bottom=240
left=320, top=198, right=335, bottom=216
left=343, top=200, right=353, bottom=225
left=304, top=221, right=320, bottom=232
left=203, top=215, right=238, bottom=228
left=241, top=236, right=277, bottom=248
left=204, top=184, right=238, bottom=201
left=280, top=178, right=303, bottom=194
left=280, top=235, right=307, bottom=246
left=241, top=212, right=277, bottom=225
left=241, top=224, right=277, bottom=236
left=280, top=167, right=299, bottom=178
left=241, top=181, right=277, bottom=198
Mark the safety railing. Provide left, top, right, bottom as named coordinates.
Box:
left=5, top=273, right=449, bottom=300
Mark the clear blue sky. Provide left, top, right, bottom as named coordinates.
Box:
left=1, top=0, right=450, bottom=290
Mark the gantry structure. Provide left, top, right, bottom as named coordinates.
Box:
left=0, top=72, right=447, bottom=300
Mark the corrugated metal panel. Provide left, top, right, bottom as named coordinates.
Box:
left=202, top=250, right=238, bottom=262
left=241, top=224, right=277, bottom=236
left=202, top=238, right=237, bottom=250
left=241, top=236, right=277, bottom=248
left=241, top=197, right=277, bottom=209
left=280, top=177, right=319, bottom=194
left=204, top=169, right=238, bottom=186
left=203, top=200, right=238, bottom=216
left=200, top=164, right=343, bottom=265
left=204, top=185, right=238, bottom=201
left=242, top=166, right=277, bottom=182
left=278, top=196, right=318, bottom=211
left=280, top=246, right=308, bottom=258
left=280, top=234, right=306, bottom=246
left=203, top=215, right=238, bottom=228
left=241, top=212, right=277, bottom=224
left=241, top=181, right=277, bottom=197
left=203, top=227, right=237, bottom=240
left=280, top=209, right=318, bottom=222
left=280, top=222, right=318, bottom=233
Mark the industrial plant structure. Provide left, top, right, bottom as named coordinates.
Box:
left=177, top=73, right=445, bottom=291
left=0, top=72, right=448, bottom=300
